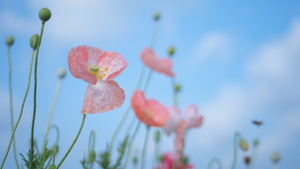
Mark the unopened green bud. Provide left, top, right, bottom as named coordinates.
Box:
left=167, top=46, right=175, bottom=56
left=153, top=11, right=160, bottom=21
left=132, top=157, right=139, bottom=164
left=154, top=130, right=160, bottom=142
left=39, top=8, right=51, bottom=22
left=253, top=139, right=259, bottom=147
left=244, top=156, right=251, bottom=165
left=57, top=67, right=66, bottom=79
left=30, top=34, right=39, bottom=49
left=88, top=150, right=96, bottom=163
left=5, top=36, right=14, bottom=46
left=239, top=139, right=249, bottom=151
left=271, top=152, right=280, bottom=163
left=175, top=84, right=181, bottom=93
left=52, top=144, right=59, bottom=153
left=48, top=164, right=56, bottom=169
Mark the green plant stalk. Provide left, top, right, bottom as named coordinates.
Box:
left=30, top=22, right=45, bottom=169
left=152, top=138, right=160, bottom=168
left=207, top=158, right=223, bottom=169
left=123, top=122, right=141, bottom=169
left=231, top=132, right=241, bottom=169
left=88, top=130, right=95, bottom=150
left=42, top=79, right=62, bottom=152
left=0, top=49, right=35, bottom=169
left=7, top=46, right=20, bottom=169
left=49, top=125, right=60, bottom=145
left=57, top=115, right=86, bottom=168
left=141, top=126, right=150, bottom=169
left=273, top=164, right=278, bottom=169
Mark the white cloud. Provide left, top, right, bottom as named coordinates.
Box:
left=192, top=32, right=233, bottom=63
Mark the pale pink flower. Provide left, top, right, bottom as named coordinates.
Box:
left=154, top=152, right=194, bottom=169
left=140, top=47, right=174, bottom=77
left=67, top=45, right=128, bottom=114
left=131, top=90, right=169, bottom=127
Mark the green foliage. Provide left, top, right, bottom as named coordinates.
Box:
left=97, top=145, right=111, bottom=169
left=20, top=149, right=39, bottom=169
left=112, top=135, right=129, bottom=169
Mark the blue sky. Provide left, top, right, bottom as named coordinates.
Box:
left=1, top=0, right=300, bottom=168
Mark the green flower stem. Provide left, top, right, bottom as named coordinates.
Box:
left=30, top=22, right=45, bottom=169
left=273, top=164, right=278, bottom=169
left=123, top=122, right=141, bottom=169
left=42, top=78, right=62, bottom=152
left=141, top=126, right=150, bottom=169
left=88, top=130, right=95, bottom=150
left=7, top=46, right=20, bottom=169
left=152, top=136, right=160, bottom=168
left=49, top=125, right=60, bottom=145
left=231, top=132, right=241, bottom=169
left=0, top=49, right=35, bottom=169
left=56, top=115, right=86, bottom=168
left=171, top=78, right=177, bottom=106
left=207, top=158, right=223, bottom=169
left=125, top=117, right=136, bottom=136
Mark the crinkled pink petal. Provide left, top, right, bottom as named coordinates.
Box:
left=67, top=45, right=98, bottom=85
left=131, top=90, right=147, bottom=122
left=163, top=106, right=181, bottom=136
left=97, top=51, right=128, bottom=81
left=81, top=80, right=125, bottom=114
left=140, top=47, right=174, bottom=77
left=183, top=105, right=203, bottom=129
left=174, top=120, right=186, bottom=153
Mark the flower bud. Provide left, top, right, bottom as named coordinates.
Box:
left=39, top=8, right=51, bottom=22
left=57, top=67, right=67, bottom=79
left=30, top=34, right=39, bottom=49
left=175, top=84, right=181, bottom=93
left=244, top=156, right=251, bottom=165
left=253, top=139, right=259, bottom=147
left=154, top=130, right=160, bottom=143
left=239, top=139, right=249, bottom=151
left=167, top=46, right=175, bottom=56
left=5, top=36, right=14, bottom=46
left=88, top=150, right=96, bottom=163
left=271, top=152, right=280, bottom=163
left=48, top=164, right=56, bottom=169
left=132, top=156, right=139, bottom=164
left=52, top=144, right=59, bottom=153
left=153, top=11, right=160, bottom=21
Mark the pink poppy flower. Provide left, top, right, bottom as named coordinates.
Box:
left=163, top=105, right=203, bottom=135
left=67, top=45, right=128, bottom=114
left=140, top=47, right=174, bottom=77
left=131, top=90, right=169, bottom=127
left=153, top=152, right=194, bottom=169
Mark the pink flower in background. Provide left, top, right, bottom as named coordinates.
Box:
left=140, top=47, right=174, bottom=77
left=153, top=152, right=194, bottom=169
left=131, top=90, right=169, bottom=127
left=68, top=45, right=128, bottom=114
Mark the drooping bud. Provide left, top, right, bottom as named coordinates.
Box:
left=39, top=8, right=51, bottom=22
left=244, top=156, right=251, bottom=165
left=239, top=139, right=249, bottom=151
left=271, top=152, right=280, bottom=163
left=52, top=144, right=59, bottom=153
left=88, top=150, right=96, bottom=163
left=48, top=164, right=56, bottom=169
left=57, top=67, right=67, bottom=79
left=175, top=84, right=181, bottom=93
left=30, top=34, right=39, bottom=49
left=154, top=130, right=160, bottom=143
left=5, top=36, right=14, bottom=46
left=153, top=11, right=160, bottom=21
left=167, top=46, right=175, bottom=56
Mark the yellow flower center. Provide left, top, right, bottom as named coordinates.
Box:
left=89, top=64, right=109, bottom=80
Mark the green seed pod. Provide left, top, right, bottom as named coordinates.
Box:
left=239, top=139, right=249, bottom=151
left=30, top=34, right=39, bottom=49
left=57, top=67, right=67, bottom=79
left=167, top=46, right=175, bottom=56
left=154, top=130, right=160, bottom=143
left=271, top=152, right=280, bottom=163
left=39, top=8, right=51, bottom=22
left=48, top=164, right=56, bottom=169
left=5, top=36, right=14, bottom=46
left=175, top=84, right=181, bottom=93
left=153, top=11, right=160, bottom=21
left=88, top=150, right=96, bottom=163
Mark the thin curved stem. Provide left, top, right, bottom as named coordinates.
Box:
left=123, top=122, right=141, bottom=169
left=207, top=158, right=223, bottom=169
left=125, top=117, right=136, bottom=136
left=1, top=49, right=35, bottom=169
left=30, top=22, right=45, bottom=169
left=143, top=70, right=153, bottom=92
left=7, top=46, right=20, bottom=169
left=49, top=125, right=60, bottom=145
left=42, top=79, right=62, bottom=151
left=231, top=132, right=241, bottom=169
left=141, top=126, right=150, bottom=169
left=88, top=130, right=95, bottom=150
left=57, top=115, right=86, bottom=168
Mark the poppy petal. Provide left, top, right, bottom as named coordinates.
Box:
left=183, top=105, right=203, bottom=129
left=163, top=106, right=181, bottom=136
